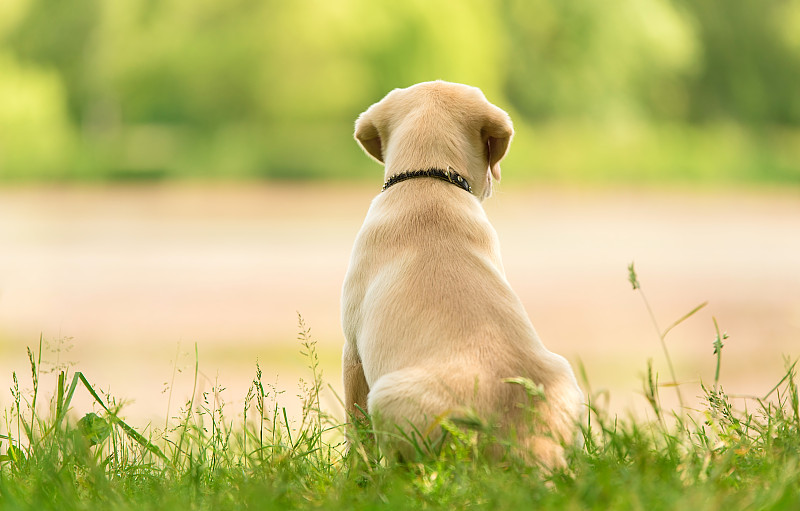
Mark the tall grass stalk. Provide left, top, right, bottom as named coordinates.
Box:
left=628, top=262, right=707, bottom=410
left=712, top=316, right=729, bottom=388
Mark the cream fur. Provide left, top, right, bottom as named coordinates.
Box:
left=342, top=81, right=583, bottom=467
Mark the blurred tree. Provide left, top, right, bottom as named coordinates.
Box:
left=499, top=0, right=698, bottom=122
left=0, top=53, right=74, bottom=178
left=7, top=0, right=100, bottom=122
left=0, top=0, right=798, bottom=182
left=674, top=0, right=800, bottom=126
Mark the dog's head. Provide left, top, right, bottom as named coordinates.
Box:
left=354, top=81, right=513, bottom=200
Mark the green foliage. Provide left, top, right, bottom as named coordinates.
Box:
left=673, top=0, right=800, bottom=126
left=1, top=0, right=799, bottom=183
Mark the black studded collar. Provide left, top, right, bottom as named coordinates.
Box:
left=381, top=167, right=473, bottom=195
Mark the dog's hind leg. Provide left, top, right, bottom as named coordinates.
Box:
left=342, top=341, right=369, bottom=424
left=367, top=367, right=467, bottom=461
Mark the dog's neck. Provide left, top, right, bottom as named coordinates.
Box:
left=381, top=121, right=492, bottom=199
left=382, top=167, right=473, bottom=195
left=383, top=157, right=491, bottom=200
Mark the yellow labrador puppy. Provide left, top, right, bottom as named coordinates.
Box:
left=342, top=81, right=583, bottom=466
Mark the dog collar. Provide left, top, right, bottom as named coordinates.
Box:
left=382, top=167, right=473, bottom=195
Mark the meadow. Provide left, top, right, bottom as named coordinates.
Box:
left=3, top=2, right=800, bottom=507
left=1, top=268, right=798, bottom=511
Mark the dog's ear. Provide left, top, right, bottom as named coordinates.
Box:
left=482, top=106, right=513, bottom=181
left=354, top=108, right=384, bottom=164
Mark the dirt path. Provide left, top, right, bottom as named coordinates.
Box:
left=1, top=183, right=798, bottom=423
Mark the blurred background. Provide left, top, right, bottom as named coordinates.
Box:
left=1, top=0, right=799, bottom=426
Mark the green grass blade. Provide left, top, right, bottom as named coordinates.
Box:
left=73, top=372, right=168, bottom=461
left=662, top=301, right=708, bottom=338
left=56, top=371, right=65, bottom=423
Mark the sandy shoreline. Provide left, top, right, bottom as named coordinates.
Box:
left=1, top=183, right=798, bottom=424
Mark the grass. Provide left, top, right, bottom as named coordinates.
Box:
left=1, top=273, right=799, bottom=510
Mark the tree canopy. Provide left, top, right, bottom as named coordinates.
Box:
left=1, top=0, right=799, bottom=183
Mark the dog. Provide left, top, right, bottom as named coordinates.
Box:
left=341, top=81, right=583, bottom=467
